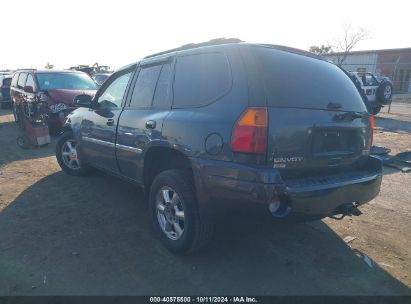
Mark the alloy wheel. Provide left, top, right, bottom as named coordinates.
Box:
left=156, top=186, right=185, bottom=240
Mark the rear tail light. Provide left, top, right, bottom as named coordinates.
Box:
left=370, top=115, right=374, bottom=147
left=231, top=107, right=268, bottom=154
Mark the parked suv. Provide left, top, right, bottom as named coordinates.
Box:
left=10, top=70, right=97, bottom=133
left=348, top=72, right=393, bottom=114
left=56, top=42, right=382, bottom=254
left=0, top=74, right=12, bottom=109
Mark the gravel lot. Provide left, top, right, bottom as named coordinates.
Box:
left=0, top=102, right=410, bottom=296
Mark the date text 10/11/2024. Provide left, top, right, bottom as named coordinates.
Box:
left=149, top=297, right=258, bottom=303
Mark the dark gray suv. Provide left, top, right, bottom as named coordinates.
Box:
left=56, top=41, right=382, bottom=254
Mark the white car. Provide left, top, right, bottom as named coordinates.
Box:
left=348, top=72, right=393, bottom=114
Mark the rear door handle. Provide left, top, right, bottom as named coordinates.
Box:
left=107, top=118, right=114, bottom=126
left=146, top=120, right=156, bottom=129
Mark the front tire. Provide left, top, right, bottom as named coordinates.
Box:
left=56, top=131, right=90, bottom=176
left=149, top=169, right=213, bottom=254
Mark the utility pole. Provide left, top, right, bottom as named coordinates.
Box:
left=388, top=56, right=401, bottom=113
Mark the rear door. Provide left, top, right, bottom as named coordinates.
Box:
left=116, top=59, right=173, bottom=183
left=24, top=74, right=38, bottom=102
left=249, top=46, right=371, bottom=178
left=15, top=72, right=28, bottom=105
left=79, top=67, right=134, bottom=173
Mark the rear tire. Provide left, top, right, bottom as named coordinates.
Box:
left=149, top=169, right=213, bottom=254
left=12, top=103, right=20, bottom=123
left=56, top=131, right=90, bottom=176
left=16, top=135, right=30, bottom=149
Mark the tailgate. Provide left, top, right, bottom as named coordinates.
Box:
left=267, top=108, right=372, bottom=178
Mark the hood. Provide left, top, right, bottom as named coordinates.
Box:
left=45, top=89, right=97, bottom=106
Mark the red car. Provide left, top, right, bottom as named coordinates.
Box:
left=10, top=70, right=98, bottom=133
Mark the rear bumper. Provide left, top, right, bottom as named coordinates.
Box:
left=191, top=156, right=382, bottom=220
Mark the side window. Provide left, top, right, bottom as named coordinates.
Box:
left=361, top=74, right=379, bottom=86
left=25, top=74, right=37, bottom=91
left=97, top=72, right=132, bottom=109
left=152, top=63, right=172, bottom=109
left=17, top=73, right=28, bottom=89
left=11, top=73, right=19, bottom=87
left=129, top=65, right=162, bottom=108
left=173, top=53, right=231, bottom=107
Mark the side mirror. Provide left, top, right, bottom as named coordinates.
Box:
left=24, top=86, right=34, bottom=93
left=74, top=94, right=93, bottom=108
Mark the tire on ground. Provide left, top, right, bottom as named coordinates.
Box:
left=149, top=169, right=214, bottom=254
left=56, top=131, right=90, bottom=176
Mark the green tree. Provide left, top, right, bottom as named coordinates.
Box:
left=45, top=62, right=54, bottom=69
left=309, top=45, right=333, bottom=55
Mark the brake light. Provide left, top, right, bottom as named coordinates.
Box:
left=231, top=107, right=268, bottom=154
left=370, top=115, right=374, bottom=147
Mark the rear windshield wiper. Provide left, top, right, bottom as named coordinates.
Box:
left=333, top=111, right=368, bottom=122
left=327, top=102, right=342, bottom=109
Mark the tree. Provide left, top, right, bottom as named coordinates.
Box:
left=45, top=62, right=54, bottom=69
left=309, top=45, right=333, bottom=55
left=332, top=24, right=370, bottom=65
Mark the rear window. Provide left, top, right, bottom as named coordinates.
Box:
left=17, top=73, right=28, bottom=89
left=173, top=52, right=231, bottom=107
left=11, top=73, right=19, bottom=87
left=129, top=65, right=162, bottom=108
left=254, top=47, right=367, bottom=112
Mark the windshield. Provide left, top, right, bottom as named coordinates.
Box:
left=37, top=73, right=97, bottom=91
left=94, top=74, right=110, bottom=85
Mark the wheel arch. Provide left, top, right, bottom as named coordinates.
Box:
left=143, top=146, right=193, bottom=192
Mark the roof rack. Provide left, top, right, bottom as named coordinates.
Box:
left=144, top=38, right=243, bottom=59
left=259, top=44, right=327, bottom=61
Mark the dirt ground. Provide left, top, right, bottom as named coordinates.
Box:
left=0, top=102, right=410, bottom=296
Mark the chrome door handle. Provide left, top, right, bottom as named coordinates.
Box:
left=107, top=119, right=114, bottom=126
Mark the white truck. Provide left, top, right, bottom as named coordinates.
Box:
left=348, top=72, right=393, bottom=114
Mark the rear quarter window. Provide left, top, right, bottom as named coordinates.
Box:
left=253, top=47, right=367, bottom=112
left=173, top=52, right=231, bottom=107
left=11, top=73, right=19, bottom=87
left=17, top=73, right=28, bottom=89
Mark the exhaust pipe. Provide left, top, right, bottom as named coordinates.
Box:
left=269, top=195, right=291, bottom=218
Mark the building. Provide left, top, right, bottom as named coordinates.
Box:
left=324, top=47, right=411, bottom=93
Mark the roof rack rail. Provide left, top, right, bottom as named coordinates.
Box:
left=260, top=44, right=327, bottom=61
left=144, top=38, right=243, bottom=59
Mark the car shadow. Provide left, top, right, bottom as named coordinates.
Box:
left=0, top=119, right=55, bottom=167
left=375, top=116, right=411, bottom=134
left=0, top=109, right=13, bottom=118
left=0, top=171, right=410, bottom=296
